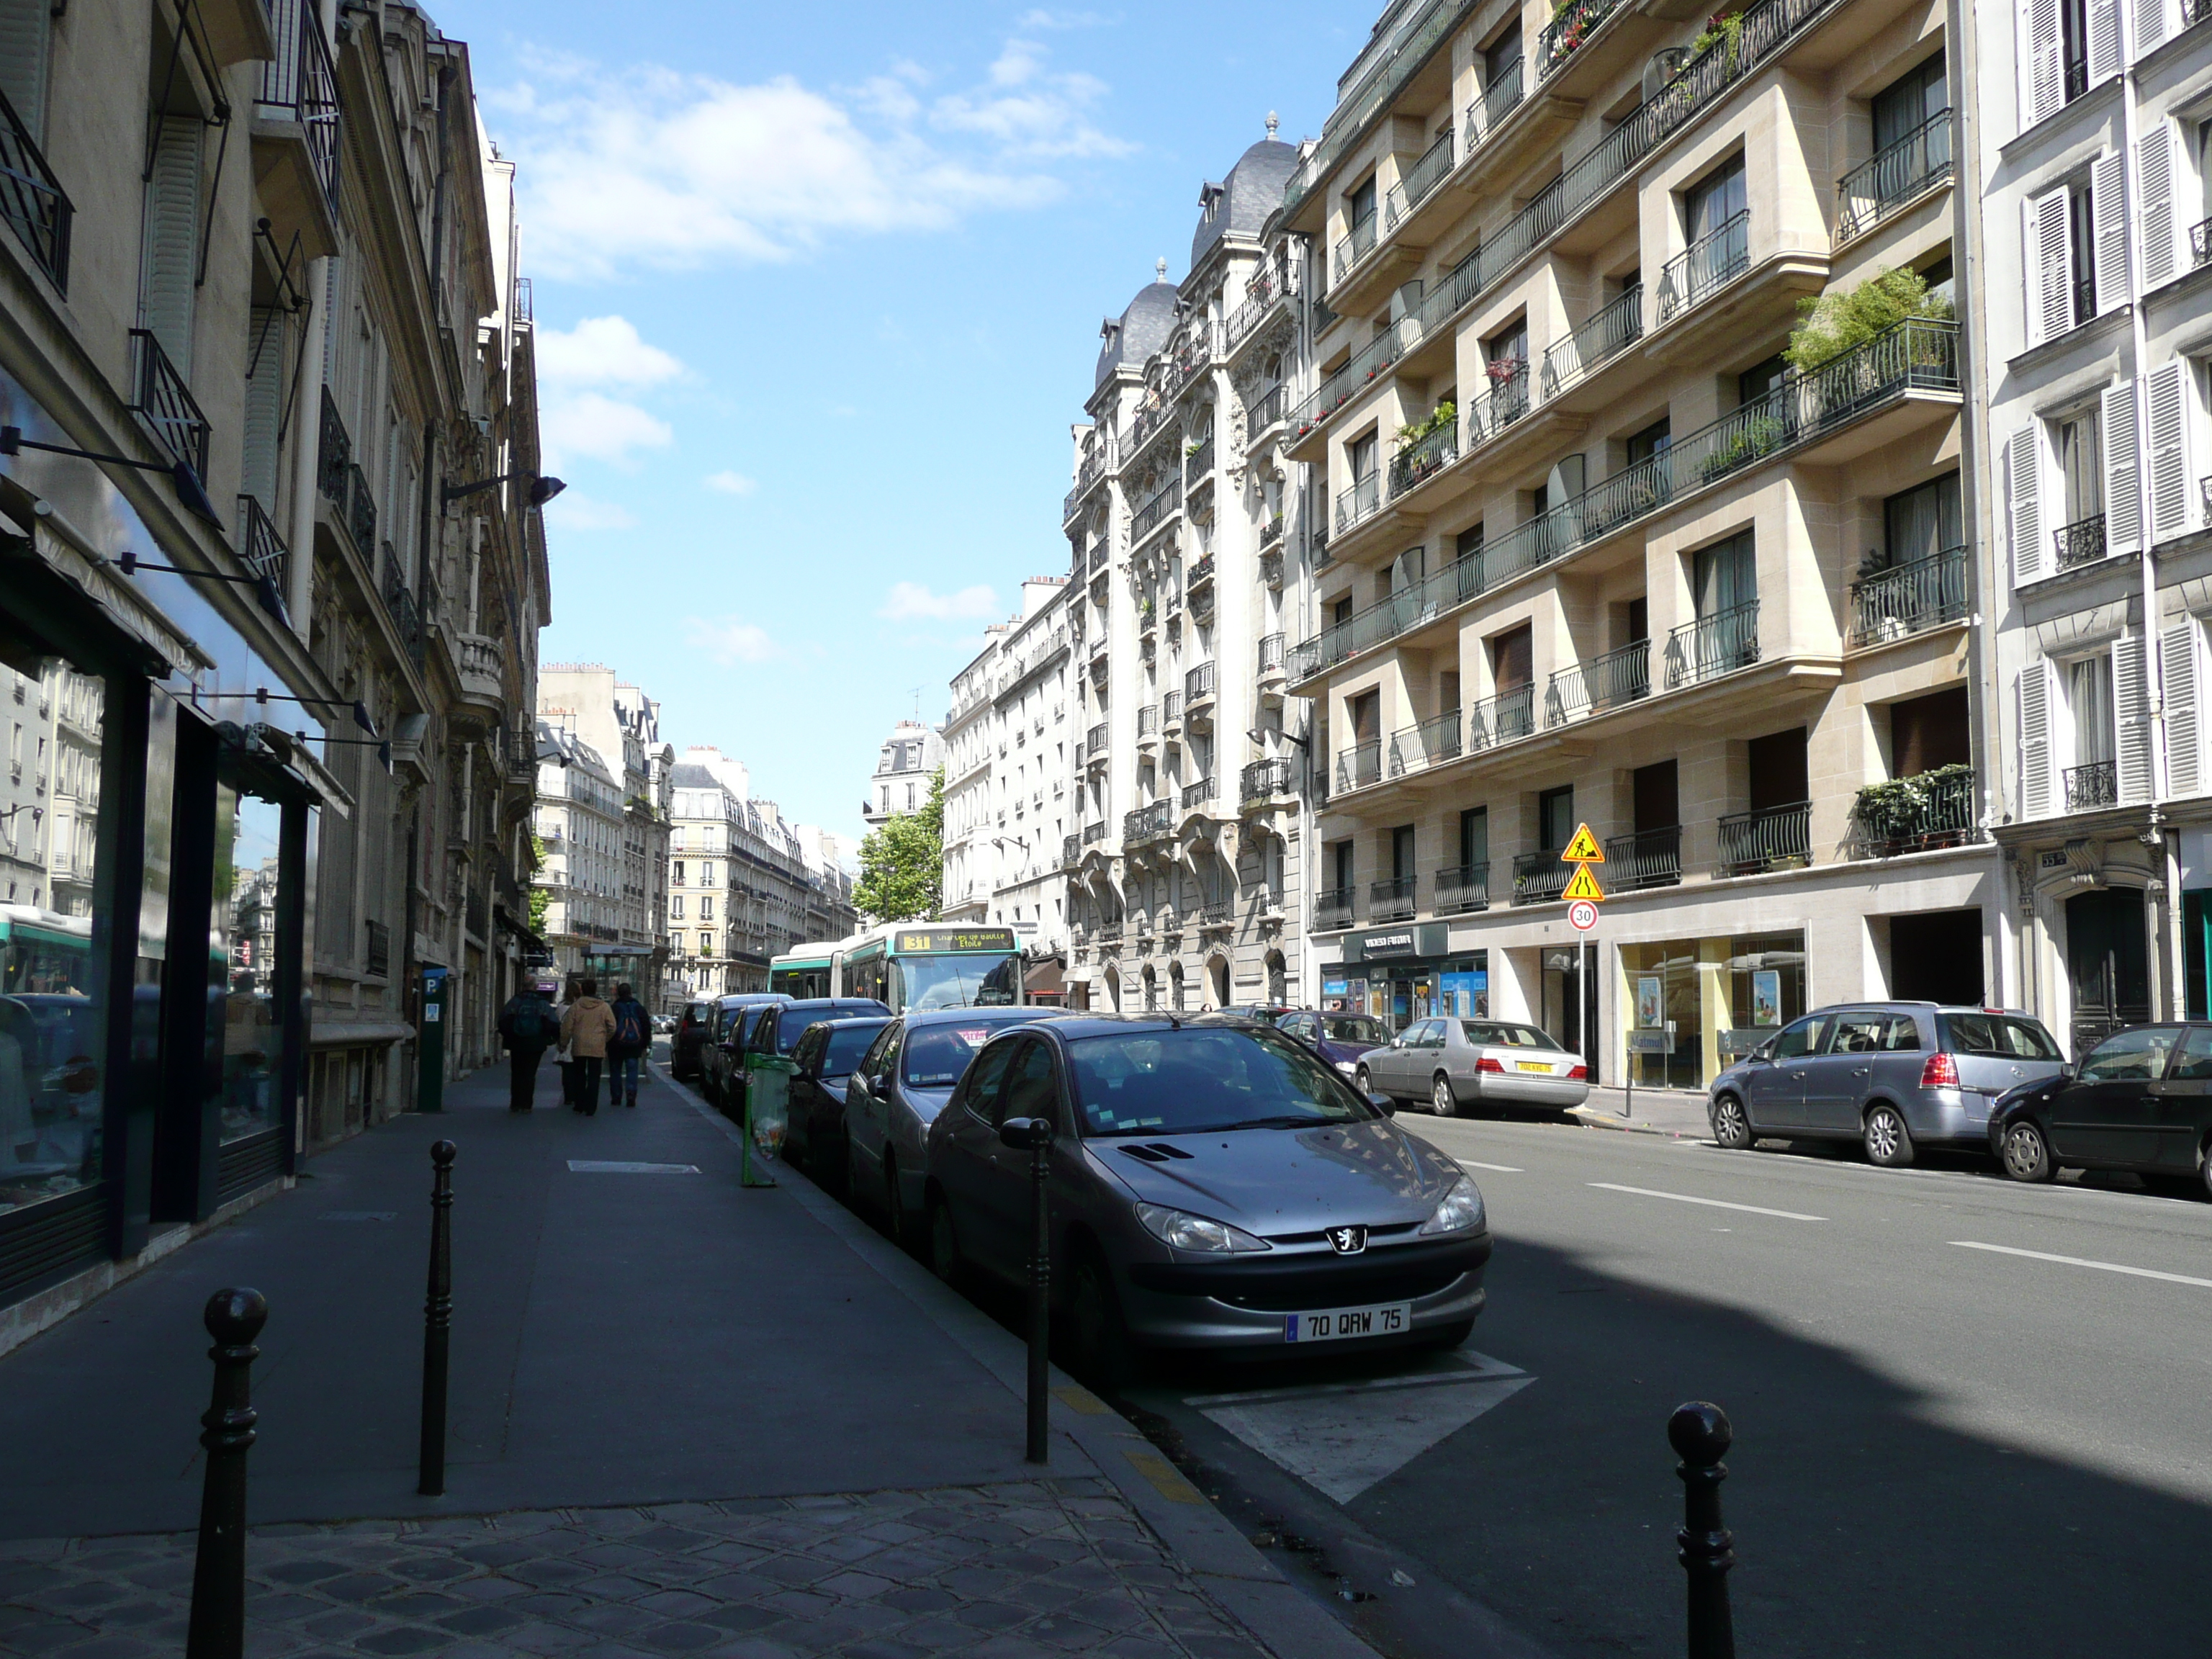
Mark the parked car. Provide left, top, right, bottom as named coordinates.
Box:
left=1708, top=1003, right=2065, bottom=1166
left=700, top=994, right=788, bottom=1108
left=1272, top=1010, right=1395, bottom=1076
left=732, top=997, right=890, bottom=1140
left=670, top=999, right=719, bottom=1079
left=1989, top=1022, right=2212, bottom=1192
left=922, top=1014, right=1490, bottom=1379
left=1356, top=1017, right=1591, bottom=1115
left=785, top=1015, right=894, bottom=1188
left=844, top=1006, right=1060, bottom=1243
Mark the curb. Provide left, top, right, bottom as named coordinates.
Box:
left=1568, top=1103, right=1712, bottom=1142
left=657, top=1061, right=1388, bottom=1659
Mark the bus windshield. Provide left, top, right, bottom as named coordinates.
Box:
left=897, top=954, right=1020, bottom=1011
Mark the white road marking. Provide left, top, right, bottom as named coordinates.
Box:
left=1185, top=1349, right=1526, bottom=1407
left=1588, top=1182, right=1826, bottom=1221
left=566, top=1160, right=699, bottom=1174
left=1456, top=1159, right=1524, bottom=1173
left=1950, top=1240, right=2212, bottom=1290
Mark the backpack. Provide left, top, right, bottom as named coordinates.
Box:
left=507, top=997, right=552, bottom=1043
left=613, top=1002, right=647, bottom=1052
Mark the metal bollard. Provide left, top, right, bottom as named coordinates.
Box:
left=997, top=1115, right=1053, bottom=1463
left=418, top=1138, right=457, bottom=1497
left=1668, top=1401, right=1737, bottom=1659
left=186, top=1287, right=267, bottom=1659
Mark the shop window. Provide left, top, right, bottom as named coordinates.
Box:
left=1624, top=930, right=1806, bottom=1089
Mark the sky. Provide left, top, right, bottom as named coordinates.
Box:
left=422, top=0, right=1379, bottom=852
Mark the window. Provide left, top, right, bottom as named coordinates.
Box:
left=672, top=860, right=685, bottom=886
left=1693, top=530, right=1757, bottom=616
left=1771, top=1015, right=1829, bottom=1061
left=1685, top=155, right=1747, bottom=244
left=139, top=117, right=204, bottom=379
left=1458, top=806, right=1488, bottom=870
left=1484, top=24, right=1522, bottom=89
left=1884, top=472, right=1963, bottom=567
left=958, top=1037, right=1021, bottom=1125
left=2068, top=187, right=2097, bottom=324
left=2077, top=1025, right=2179, bottom=1081
left=1873, top=53, right=1949, bottom=153
left=2056, top=408, right=2103, bottom=533
left=2067, top=652, right=2118, bottom=801
left=1349, top=430, right=1379, bottom=484
left=670, top=896, right=684, bottom=920
left=1626, top=418, right=1671, bottom=466
left=698, top=931, right=713, bottom=956
left=1736, top=356, right=1787, bottom=408
left=699, top=896, right=714, bottom=920
left=1539, top=786, right=1574, bottom=852
left=1347, top=175, right=1377, bottom=233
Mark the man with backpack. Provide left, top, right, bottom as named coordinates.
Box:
left=607, top=981, right=650, bottom=1109
left=498, top=982, right=557, bottom=1112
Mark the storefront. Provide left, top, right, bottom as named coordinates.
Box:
left=1318, top=923, right=1488, bottom=1032
left=1617, top=930, right=1807, bottom=1089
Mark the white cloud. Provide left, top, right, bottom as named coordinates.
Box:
left=1015, top=9, right=1119, bottom=27
left=537, top=390, right=673, bottom=470
left=703, top=470, right=758, bottom=497
left=534, top=315, right=684, bottom=387
left=878, top=580, right=999, bottom=621
left=683, top=616, right=781, bottom=665
left=544, top=490, right=637, bottom=531
left=486, top=40, right=1131, bottom=279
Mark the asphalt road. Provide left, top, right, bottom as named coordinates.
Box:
left=1121, top=1117, right=2212, bottom=1659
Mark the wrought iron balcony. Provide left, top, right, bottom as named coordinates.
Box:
left=1663, top=601, right=1760, bottom=689
left=1063, top=833, right=1081, bottom=866
left=1280, top=0, right=1483, bottom=222
left=1138, top=703, right=1159, bottom=737
left=1241, top=757, right=1293, bottom=802
left=1188, top=554, right=1215, bottom=590
left=1125, top=801, right=1172, bottom=845
left=1164, top=323, right=1220, bottom=401
left=1389, top=707, right=1462, bottom=775
left=1316, top=886, right=1357, bottom=932
left=1539, top=0, right=1625, bottom=76
left=1390, top=421, right=1459, bottom=496
left=1834, top=109, right=1951, bottom=245
left=1604, top=826, right=1682, bottom=891
left=1541, top=285, right=1643, bottom=396
left=1335, top=739, right=1383, bottom=793
left=1227, top=258, right=1295, bottom=351
left=1465, top=61, right=1524, bottom=150
left=1184, top=660, right=1216, bottom=703
left=1848, top=546, right=1969, bottom=646
left=1246, top=384, right=1289, bottom=444
left=1719, top=801, right=1812, bottom=876
left=234, top=494, right=289, bottom=588
left=1180, top=777, right=1215, bottom=811
left=2194, top=217, right=2212, bottom=269
left=1334, top=212, right=1378, bottom=287
left=1130, top=477, right=1182, bottom=544
left=383, top=559, right=424, bottom=668
left=1435, top=861, right=1490, bottom=914
left=128, top=330, right=210, bottom=482
left=0, top=84, right=72, bottom=292
left=1163, top=691, right=1183, bottom=728
left=1385, top=125, right=1455, bottom=230
left=1085, top=721, right=1108, bottom=759
left=1511, top=853, right=1573, bottom=905
left=1848, top=765, right=1977, bottom=855
left=1336, top=469, right=1384, bottom=534
left=1467, top=684, right=1537, bottom=752
left=1468, top=362, right=1530, bottom=443
left=1200, top=899, right=1233, bottom=927
left=1369, top=876, right=1418, bottom=922
left=257, top=0, right=342, bottom=208
left=1658, top=210, right=1750, bottom=323
left=1546, top=639, right=1650, bottom=725
left=1288, top=318, right=1413, bottom=439
left=2064, top=760, right=2118, bottom=811
left=2054, top=514, right=2108, bottom=570
left=1127, top=397, right=1172, bottom=458
left=1259, top=632, right=1285, bottom=675
left=1088, top=538, right=1110, bottom=573
left=1185, top=435, right=1215, bottom=485
left=1082, top=820, right=1109, bottom=845
left=318, top=387, right=379, bottom=554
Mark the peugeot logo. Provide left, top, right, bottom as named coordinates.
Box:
left=1327, top=1225, right=1368, bottom=1255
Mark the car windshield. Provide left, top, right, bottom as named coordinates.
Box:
left=1317, top=1015, right=1390, bottom=1046
left=904, top=1019, right=1036, bottom=1088
left=1941, top=1013, right=2062, bottom=1060
left=1460, top=1021, right=1560, bottom=1049
left=1067, top=1026, right=1377, bottom=1137
left=897, top=954, right=1021, bottom=1010
left=821, top=1025, right=883, bottom=1076
left=775, top=1010, right=837, bottom=1052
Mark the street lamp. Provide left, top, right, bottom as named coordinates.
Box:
left=1248, top=726, right=1311, bottom=750
left=1, top=425, right=225, bottom=527
left=441, top=470, right=566, bottom=511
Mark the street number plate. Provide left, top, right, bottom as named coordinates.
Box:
left=1285, top=1301, right=1411, bottom=1342
left=1516, top=1061, right=1551, bottom=1072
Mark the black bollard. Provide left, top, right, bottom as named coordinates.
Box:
left=418, top=1138, right=457, bottom=1497
left=998, top=1115, right=1053, bottom=1463
left=1668, top=1401, right=1737, bottom=1659
left=186, top=1287, right=267, bottom=1659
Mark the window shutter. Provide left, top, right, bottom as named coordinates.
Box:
left=2087, top=0, right=2121, bottom=83
left=2102, top=379, right=2141, bottom=557
left=2162, top=621, right=2203, bottom=798
left=2029, top=190, right=2072, bottom=347
left=0, top=0, right=50, bottom=137
left=2019, top=660, right=2054, bottom=819
left=2026, top=0, right=2063, bottom=125
left=2116, top=633, right=2154, bottom=805
left=138, top=117, right=203, bottom=377
left=2009, top=429, right=2046, bottom=586
left=2139, top=125, right=2179, bottom=290
left=2146, top=359, right=2192, bottom=541
left=2137, top=0, right=2175, bottom=50
left=241, top=307, right=285, bottom=511
left=2090, top=153, right=2128, bottom=317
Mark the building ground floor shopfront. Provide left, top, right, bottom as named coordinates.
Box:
left=1310, top=847, right=2000, bottom=1093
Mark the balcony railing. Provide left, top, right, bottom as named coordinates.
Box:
left=1181, top=777, right=1216, bottom=811
left=1605, top=826, right=1682, bottom=890
left=1259, top=632, right=1286, bottom=674
left=128, top=330, right=210, bottom=482
left=234, top=494, right=289, bottom=588
left=1130, top=477, right=1182, bottom=543
left=1334, top=213, right=1379, bottom=287
left=1512, top=853, right=1573, bottom=904
left=1834, top=109, right=1951, bottom=245
left=2054, top=514, right=2108, bottom=570
left=1848, top=546, right=1969, bottom=646
left=1241, top=757, right=1293, bottom=801
left=1246, top=383, right=1289, bottom=443
left=1389, top=706, right=1462, bottom=775
left=257, top=0, right=342, bottom=208
left=1369, top=875, right=1419, bottom=922
left=1467, top=683, right=1537, bottom=752
left=1290, top=318, right=1413, bottom=436
left=1658, top=210, right=1750, bottom=323
left=1468, top=362, right=1531, bottom=442
left=1125, top=801, right=1172, bottom=845
left=1082, top=820, right=1109, bottom=845
left=0, top=84, right=72, bottom=292
left=1185, top=435, right=1215, bottom=485
left=1466, top=62, right=1525, bottom=150
left=1390, top=421, right=1459, bottom=496
left=1336, top=469, right=1384, bottom=534
left=2065, top=760, right=2118, bottom=811
left=1282, top=0, right=1483, bottom=220
left=1184, top=661, right=1216, bottom=703
left=1164, top=324, right=1220, bottom=400
left=1848, top=765, right=1978, bottom=855
left=1546, top=639, right=1650, bottom=725
left=2193, top=217, right=2212, bottom=269
left=1085, top=721, right=1108, bottom=759
left=1163, top=691, right=1183, bottom=727
left=1540, top=285, right=1644, bottom=396
left=384, top=560, right=424, bottom=667
left=1540, top=0, right=1627, bottom=76
left=1719, top=801, right=1812, bottom=876
left=1188, top=554, right=1216, bottom=590
left=1089, top=539, right=1110, bottom=573
left=1227, top=261, right=1295, bottom=351
left=1335, top=739, right=1383, bottom=793
left=1428, top=862, right=1484, bottom=914
left=1063, top=834, right=1081, bottom=866
left=1316, top=886, right=1357, bottom=931
left=1138, top=703, right=1159, bottom=737
left=1385, top=126, right=1456, bottom=230
left=1664, top=601, right=1760, bottom=689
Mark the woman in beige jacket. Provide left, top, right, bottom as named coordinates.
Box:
left=560, top=979, right=618, bottom=1115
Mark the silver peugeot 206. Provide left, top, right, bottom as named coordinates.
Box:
left=922, top=1014, right=1491, bottom=1378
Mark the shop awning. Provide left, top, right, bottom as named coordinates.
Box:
left=1023, top=956, right=1064, bottom=998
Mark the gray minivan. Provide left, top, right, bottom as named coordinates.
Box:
left=1707, top=1003, right=2064, bottom=1166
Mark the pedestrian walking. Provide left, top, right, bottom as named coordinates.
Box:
left=497, top=983, right=557, bottom=1111
left=551, top=980, right=577, bottom=1108
left=607, top=982, right=649, bottom=1109
left=561, top=978, right=616, bottom=1116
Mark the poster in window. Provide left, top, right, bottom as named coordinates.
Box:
left=1752, top=969, right=1783, bottom=1027
left=1636, top=975, right=1663, bottom=1030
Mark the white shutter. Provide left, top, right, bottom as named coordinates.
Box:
left=2087, top=0, right=2121, bottom=83
left=242, top=307, right=285, bottom=510
left=2137, top=0, right=2179, bottom=54
left=2019, top=660, right=2055, bottom=819
left=2009, top=429, right=2047, bottom=586
left=2028, top=189, right=2072, bottom=347
left=2026, top=0, right=2064, bottom=125
left=2116, top=633, right=2154, bottom=804
left=2139, top=125, right=2179, bottom=290
left=2091, top=153, right=2128, bottom=317
left=0, top=0, right=50, bottom=136
left=139, top=117, right=202, bottom=376
left=2146, top=359, right=2192, bottom=541
left=2103, top=379, right=2141, bottom=557
left=2162, top=621, right=2203, bottom=798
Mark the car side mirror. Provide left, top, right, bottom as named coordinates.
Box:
left=1367, top=1092, right=1395, bottom=1115
left=1000, top=1116, right=1054, bottom=1151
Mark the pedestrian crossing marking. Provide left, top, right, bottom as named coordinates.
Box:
left=565, top=1161, right=699, bottom=1174
left=1560, top=823, right=1604, bottom=863
left=1562, top=863, right=1606, bottom=901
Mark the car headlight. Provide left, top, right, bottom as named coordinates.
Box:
left=1134, top=1202, right=1270, bottom=1254
left=1418, top=1174, right=1485, bottom=1236
left=1334, top=1060, right=1359, bottom=1075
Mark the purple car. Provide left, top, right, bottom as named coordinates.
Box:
left=1272, top=1010, right=1396, bottom=1079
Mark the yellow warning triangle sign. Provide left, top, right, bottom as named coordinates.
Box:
left=1560, top=823, right=1604, bottom=864
left=1562, top=863, right=1606, bottom=902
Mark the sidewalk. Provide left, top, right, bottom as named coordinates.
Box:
left=1568, top=1086, right=1713, bottom=1141
left=0, top=1054, right=1387, bottom=1659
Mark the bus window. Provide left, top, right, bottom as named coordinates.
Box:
left=895, top=953, right=1021, bottom=1011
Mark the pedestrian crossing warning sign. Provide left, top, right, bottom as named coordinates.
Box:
left=1560, top=823, right=1604, bottom=863
left=1562, top=863, right=1606, bottom=901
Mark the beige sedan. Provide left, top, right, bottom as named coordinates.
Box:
left=1356, top=1017, right=1591, bottom=1115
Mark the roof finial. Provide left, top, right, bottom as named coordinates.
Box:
left=1266, top=110, right=1279, bottom=138
left=1156, top=256, right=1168, bottom=283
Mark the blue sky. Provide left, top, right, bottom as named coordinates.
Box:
left=428, top=1, right=1372, bottom=849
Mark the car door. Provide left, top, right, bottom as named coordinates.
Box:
left=1380, top=1020, right=1431, bottom=1094
left=786, top=1027, right=824, bottom=1161
left=2049, top=1027, right=2177, bottom=1164
left=935, top=1035, right=1022, bottom=1264
left=971, top=1037, right=1062, bottom=1274
left=845, top=1022, right=902, bottom=1176
left=1743, top=1014, right=1827, bottom=1130
left=2154, top=1025, right=2212, bottom=1169
left=1803, top=1011, right=1886, bottom=1133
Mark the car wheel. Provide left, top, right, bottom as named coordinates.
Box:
left=884, top=1153, right=912, bottom=1246
left=1066, top=1249, right=1135, bottom=1388
left=1710, top=1094, right=1752, bottom=1150
left=2000, top=1119, right=2056, bottom=1184
left=1355, top=1066, right=1374, bottom=1097
left=1419, top=1317, right=1476, bottom=1352
left=927, top=1194, right=966, bottom=1286
left=2201, top=1141, right=2212, bottom=1202
left=1863, top=1102, right=1915, bottom=1167
left=1431, top=1074, right=1460, bottom=1118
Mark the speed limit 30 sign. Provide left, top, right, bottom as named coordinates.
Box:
left=1568, top=899, right=1599, bottom=932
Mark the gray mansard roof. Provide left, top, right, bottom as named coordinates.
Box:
left=1190, top=137, right=1298, bottom=269
left=1093, top=278, right=1180, bottom=390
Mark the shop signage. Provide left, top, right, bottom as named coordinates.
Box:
left=1343, top=922, right=1449, bottom=963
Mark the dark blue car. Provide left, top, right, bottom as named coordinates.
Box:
left=1272, top=1010, right=1395, bottom=1078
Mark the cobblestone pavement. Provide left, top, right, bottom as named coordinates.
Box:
left=0, top=1478, right=1278, bottom=1659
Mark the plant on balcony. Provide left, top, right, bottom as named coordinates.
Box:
left=1394, top=400, right=1457, bottom=451
left=1784, top=266, right=1954, bottom=373
left=1546, top=0, right=1595, bottom=62
left=1485, top=357, right=1526, bottom=382
left=1850, top=762, right=1972, bottom=844
left=1687, top=8, right=1745, bottom=67
left=1699, top=416, right=1790, bottom=482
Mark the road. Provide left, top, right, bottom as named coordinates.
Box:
left=1120, top=1116, right=2212, bottom=1659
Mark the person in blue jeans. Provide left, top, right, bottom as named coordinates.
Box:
left=606, top=982, right=650, bottom=1109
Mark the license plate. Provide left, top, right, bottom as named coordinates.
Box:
left=1516, top=1060, right=1551, bottom=1073
left=1285, top=1301, right=1411, bottom=1343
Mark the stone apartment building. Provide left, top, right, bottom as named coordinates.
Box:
left=0, top=0, right=548, bottom=1342
left=863, top=719, right=944, bottom=827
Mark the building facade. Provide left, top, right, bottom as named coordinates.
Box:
left=863, top=719, right=945, bottom=827
left=0, top=0, right=547, bottom=1342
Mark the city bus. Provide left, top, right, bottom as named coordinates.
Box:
left=767, top=941, right=841, bottom=999
left=834, top=924, right=1022, bottom=1013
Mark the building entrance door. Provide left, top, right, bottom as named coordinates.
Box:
left=2065, top=888, right=2149, bottom=1055
left=1540, top=946, right=1599, bottom=1079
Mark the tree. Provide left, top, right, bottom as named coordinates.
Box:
left=527, top=830, right=551, bottom=934
left=855, top=767, right=943, bottom=923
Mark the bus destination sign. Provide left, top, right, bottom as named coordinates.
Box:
left=895, top=928, right=1019, bottom=955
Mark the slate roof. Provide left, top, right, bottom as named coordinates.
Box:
left=1190, top=137, right=1298, bottom=270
